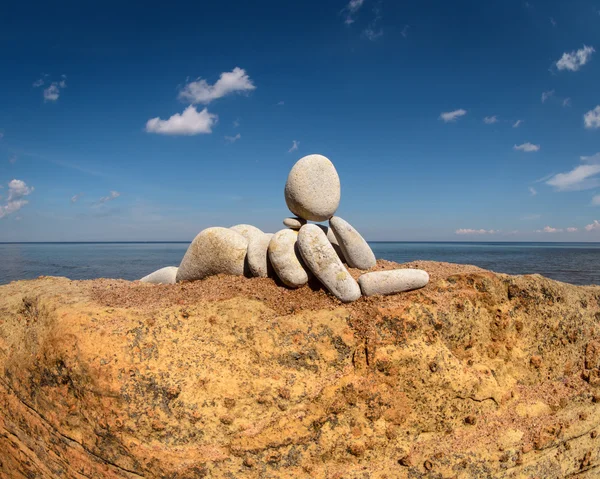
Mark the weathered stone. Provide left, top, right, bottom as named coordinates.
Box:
left=284, top=154, right=341, bottom=221
left=329, top=216, right=376, bottom=270
left=283, top=217, right=307, bottom=230
left=268, top=229, right=309, bottom=288
left=230, top=224, right=264, bottom=242
left=140, top=266, right=178, bottom=285
left=327, top=226, right=346, bottom=263
left=358, top=269, right=429, bottom=296
left=247, top=233, right=274, bottom=278
left=176, top=227, right=248, bottom=282
left=297, top=224, right=361, bottom=303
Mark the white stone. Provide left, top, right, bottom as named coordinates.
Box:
left=140, top=266, right=178, bottom=285
left=326, top=226, right=346, bottom=263
left=358, top=269, right=429, bottom=296
left=176, top=227, right=248, bottom=282
left=329, top=216, right=376, bottom=270
left=247, top=233, right=274, bottom=278
left=297, top=224, right=361, bottom=303
left=284, top=154, right=341, bottom=221
left=268, top=229, right=309, bottom=288
left=283, top=217, right=307, bottom=229
left=230, top=224, right=264, bottom=242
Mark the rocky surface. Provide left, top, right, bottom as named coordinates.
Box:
left=1, top=261, right=600, bottom=478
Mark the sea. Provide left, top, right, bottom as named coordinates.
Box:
left=0, top=241, right=599, bottom=286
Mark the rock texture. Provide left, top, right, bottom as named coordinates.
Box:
left=1, top=261, right=600, bottom=478
left=284, top=154, right=341, bottom=222
left=329, top=216, right=376, bottom=270
left=246, top=233, right=274, bottom=278
left=297, top=224, right=360, bottom=303
left=177, top=227, right=248, bottom=282
left=229, top=224, right=264, bottom=242
left=140, top=266, right=178, bottom=284
left=358, top=268, right=429, bottom=296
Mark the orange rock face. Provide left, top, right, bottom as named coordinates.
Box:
left=1, top=260, right=599, bottom=478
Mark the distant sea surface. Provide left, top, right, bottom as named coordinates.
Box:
left=1, top=241, right=599, bottom=286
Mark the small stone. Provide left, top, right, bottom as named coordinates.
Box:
left=283, top=217, right=307, bottom=229
left=268, top=229, right=309, bottom=288
left=176, top=227, right=248, bottom=282
left=358, top=269, right=429, bottom=296
left=230, top=224, right=264, bottom=242
left=329, top=216, right=376, bottom=269
left=140, top=266, right=178, bottom=284
left=465, top=415, right=477, bottom=425
left=246, top=233, right=274, bottom=278
left=284, top=154, right=341, bottom=221
left=297, top=224, right=361, bottom=303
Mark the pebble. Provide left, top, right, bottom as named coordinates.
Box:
left=230, top=224, right=264, bottom=242
left=284, top=154, right=341, bottom=221
left=358, top=269, right=429, bottom=296
left=283, top=217, right=307, bottom=229
left=247, top=233, right=274, bottom=278
left=176, top=227, right=248, bottom=282
left=268, top=229, right=309, bottom=288
left=297, top=224, right=361, bottom=303
left=329, top=216, right=376, bottom=270
left=140, top=266, right=178, bottom=284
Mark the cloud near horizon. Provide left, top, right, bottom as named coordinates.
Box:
left=585, top=220, right=600, bottom=231
left=455, top=228, right=498, bottom=235
left=555, top=45, right=595, bottom=72
left=146, top=106, right=218, bottom=135
left=440, top=109, right=467, bottom=123
left=546, top=153, right=600, bottom=191
left=178, top=67, right=256, bottom=105
left=0, top=179, right=34, bottom=219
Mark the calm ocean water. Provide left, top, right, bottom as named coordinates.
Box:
left=0, top=242, right=599, bottom=286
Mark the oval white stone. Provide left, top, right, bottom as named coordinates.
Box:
left=329, top=216, right=376, bottom=270
left=140, top=266, right=178, bottom=285
left=284, top=154, right=341, bottom=221
left=268, top=229, right=309, bottom=288
left=247, top=233, right=274, bottom=278
left=176, top=227, right=248, bottom=282
left=283, top=217, right=307, bottom=229
left=358, top=269, right=429, bottom=296
left=230, top=224, right=264, bottom=242
left=297, top=224, right=361, bottom=303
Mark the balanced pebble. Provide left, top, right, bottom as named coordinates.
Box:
left=230, top=224, right=264, bottom=242
left=247, top=233, right=274, bottom=278
left=177, top=227, right=248, bottom=282
left=268, top=229, right=309, bottom=288
left=283, top=217, right=307, bottom=229
left=329, top=216, right=376, bottom=270
left=358, top=269, right=429, bottom=296
left=140, top=266, right=178, bottom=285
left=297, top=224, right=361, bottom=303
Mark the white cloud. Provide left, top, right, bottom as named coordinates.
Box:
left=33, top=78, right=44, bottom=87
left=277, top=101, right=285, bottom=106
left=514, top=142, right=540, bottom=152
left=550, top=17, right=556, bottom=27
left=145, top=106, right=217, bottom=136
left=585, top=220, right=600, bottom=231
left=96, top=191, right=120, bottom=205
left=563, top=97, right=572, bottom=107
left=288, top=140, right=300, bottom=153
left=584, top=106, right=600, bottom=129
left=556, top=45, right=595, bottom=72
left=529, top=186, right=537, bottom=196
left=535, top=226, right=563, bottom=233
left=546, top=154, right=600, bottom=191
left=178, top=67, right=256, bottom=105
left=439, top=109, right=467, bottom=123
left=566, top=227, right=578, bottom=232
left=362, top=5, right=383, bottom=41
left=343, top=0, right=365, bottom=24
left=455, top=228, right=498, bottom=235
left=591, top=194, right=600, bottom=206
left=541, top=90, right=554, bottom=103
left=0, top=179, right=34, bottom=219
left=71, top=193, right=84, bottom=203
left=483, top=115, right=498, bottom=124
left=225, top=133, right=241, bottom=143
left=513, top=120, right=523, bottom=128
left=43, top=84, right=60, bottom=102
left=401, top=25, right=409, bottom=38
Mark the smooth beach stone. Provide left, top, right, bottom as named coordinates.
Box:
left=358, top=269, right=429, bottom=297
left=230, top=224, right=264, bottom=242
left=176, top=227, right=248, bottom=282
left=284, top=154, right=341, bottom=222
left=297, top=224, right=361, bottom=303
left=140, top=266, right=178, bottom=285
left=247, top=233, right=274, bottom=278
left=326, top=226, right=347, bottom=263
left=283, top=217, right=307, bottom=230
left=329, top=216, right=376, bottom=270
left=268, top=229, right=309, bottom=288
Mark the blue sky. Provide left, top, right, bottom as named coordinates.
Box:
left=1, top=0, right=600, bottom=241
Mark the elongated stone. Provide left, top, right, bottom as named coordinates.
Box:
left=297, top=224, right=361, bottom=303
left=358, top=269, right=429, bottom=296
left=329, top=216, right=376, bottom=270
left=247, top=233, right=274, bottom=278
left=283, top=217, right=307, bottom=229
left=177, top=227, right=248, bottom=282
left=268, top=229, right=309, bottom=288
left=140, top=266, right=178, bottom=285
left=230, top=224, right=264, bottom=242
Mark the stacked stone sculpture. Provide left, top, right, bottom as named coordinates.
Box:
left=140, top=154, right=429, bottom=302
